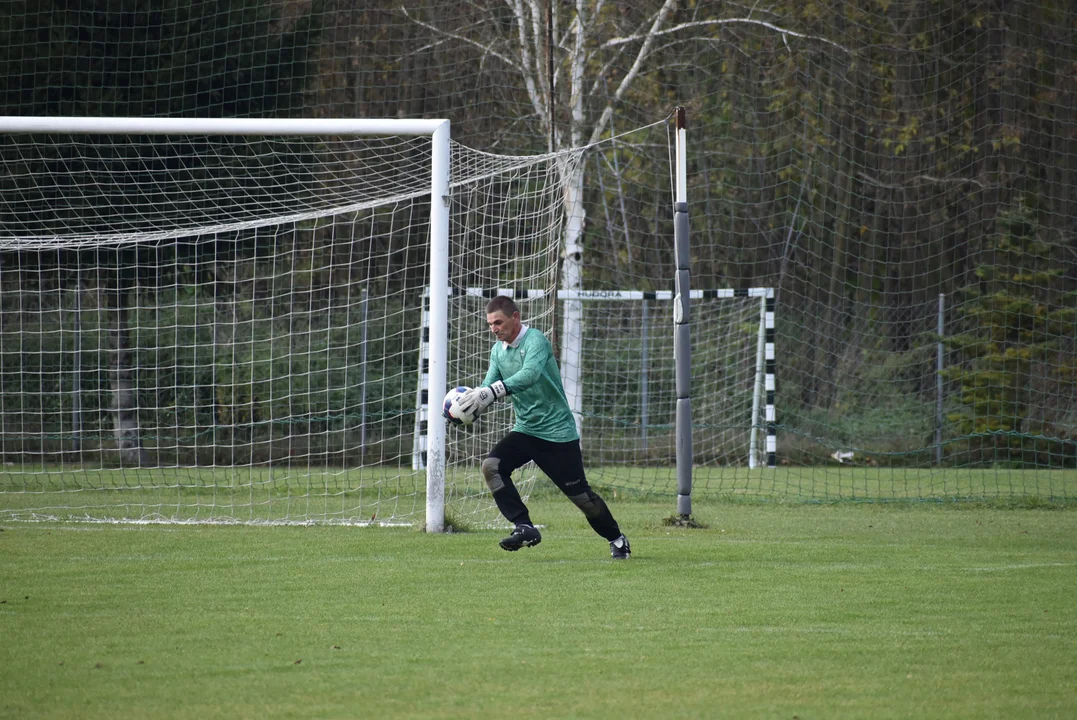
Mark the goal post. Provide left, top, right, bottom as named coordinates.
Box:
left=0, top=116, right=451, bottom=139
left=0, top=116, right=587, bottom=529
left=424, top=121, right=450, bottom=534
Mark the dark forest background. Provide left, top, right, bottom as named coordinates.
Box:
left=1, top=0, right=1074, bottom=468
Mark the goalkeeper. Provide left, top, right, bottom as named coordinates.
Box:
left=456, top=295, right=631, bottom=559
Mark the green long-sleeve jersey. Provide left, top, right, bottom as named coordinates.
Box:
left=481, top=325, right=578, bottom=442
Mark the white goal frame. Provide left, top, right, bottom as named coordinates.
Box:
left=0, top=116, right=454, bottom=532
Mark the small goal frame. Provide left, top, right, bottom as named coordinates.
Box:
left=414, top=286, right=777, bottom=474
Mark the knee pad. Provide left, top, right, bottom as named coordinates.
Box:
left=481, top=457, right=505, bottom=493
left=568, top=490, right=605, bottom=519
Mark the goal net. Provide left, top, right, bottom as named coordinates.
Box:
left=415, top=287, right=775, bottom=483
left=574, top=102, right=1077, bottom=504
left=0, top=118, right=581, bottom=526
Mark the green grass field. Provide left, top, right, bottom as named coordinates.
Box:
left=2, top=494, right=1076, bottom=719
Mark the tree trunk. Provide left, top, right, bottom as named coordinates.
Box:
left=111, top=283, right=149, bottom=467
left=559, top=158, right=586, bottom=439
left=557, top=0, right=590, bottom=440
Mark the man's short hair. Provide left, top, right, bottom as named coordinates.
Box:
left=486, top=295, right=519, bottom=317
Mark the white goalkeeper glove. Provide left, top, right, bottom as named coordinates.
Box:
left=457, top=381, right=509, bottom=418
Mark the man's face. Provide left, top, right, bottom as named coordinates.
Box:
left=486, top=310, right=521, bottom=343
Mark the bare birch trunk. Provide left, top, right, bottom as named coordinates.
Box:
left=557, top=0, right=589, bottom=439
left=559, top=160, right=586, bottom=439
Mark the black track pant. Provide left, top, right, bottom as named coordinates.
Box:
left=481, top=431, right=621, bottom=541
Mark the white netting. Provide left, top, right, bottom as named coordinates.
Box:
left=0, top=126, right=581, bottom=525
left=0, top=134, right=443, bottom=249
left=578, top=292, right=766, bottom=472
left=416, top=287, right=770, bottom=497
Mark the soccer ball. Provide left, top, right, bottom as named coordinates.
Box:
left=443, top=386, right=475, bottom=426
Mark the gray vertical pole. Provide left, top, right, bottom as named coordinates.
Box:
left=640, top=297, right=649, bottom=452
left=936, top=293, right=945, bottom=465
left=673, top=107, right=693, bottom=518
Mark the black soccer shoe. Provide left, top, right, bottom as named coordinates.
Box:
left=499, top=524, right=542, bottom=552
left=610, top=535, right=631, bottom=559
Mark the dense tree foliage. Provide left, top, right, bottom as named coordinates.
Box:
left=1, top=0, right=1074, bottom=466
left=945, top=201, right=1076, bottom=465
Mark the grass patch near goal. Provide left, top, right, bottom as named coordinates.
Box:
left=3, top=499, right=1076, bottom=719
left=588, top=465, right=1077, bottom=504
left=2, top=466, right=1075, bottom=527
